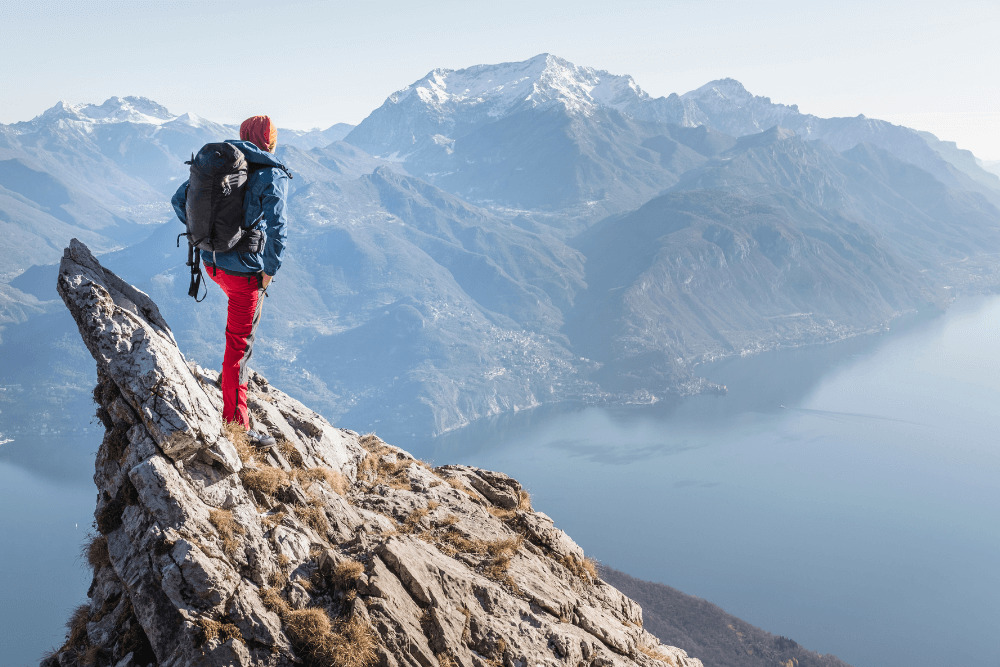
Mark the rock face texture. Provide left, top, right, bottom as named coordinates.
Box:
left=45, top=239, right=701, bottom=667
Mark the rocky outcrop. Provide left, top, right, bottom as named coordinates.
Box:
left=45, top=239, right=701, bottom=667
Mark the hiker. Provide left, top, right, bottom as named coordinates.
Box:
left=171, top=115, right=291, bottom=448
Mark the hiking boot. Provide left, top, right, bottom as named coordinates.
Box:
left=246, top=428, right=276, bottom=450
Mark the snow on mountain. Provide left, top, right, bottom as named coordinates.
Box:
left=393, top=53, right=649, bottom=119
left=169, top=111, right=211, bottom=129
left=24, top=96, right=177, bottom=128
left=678, top=78, right=800, bottom=135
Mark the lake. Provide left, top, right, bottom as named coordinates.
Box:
left=420, top=297, right=1000, bottom=667
left=0, top=453, right=97, bottom=665
left=3, top=297, right=999, bottom=666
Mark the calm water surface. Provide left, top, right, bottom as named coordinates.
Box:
left=422, top=297, right=1000, bottom=667
left=0, top=454, right=96, bottom=665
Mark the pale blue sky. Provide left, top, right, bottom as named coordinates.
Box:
left=2, top=0, right=997, bottom=158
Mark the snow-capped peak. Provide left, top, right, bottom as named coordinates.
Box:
left=683, top=78, right=754, bottom=103
left=171, top=112, right=209, bottom=128
left=682, top=78, right=799, bottom=115
left=34, top=96, right=176, bottom=126
left=392, top=53, right=651, bottom=118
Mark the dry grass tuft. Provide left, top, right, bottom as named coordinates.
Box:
left=487, top=506, right=516, bottom=521
left=224, top=421, right=256, bottom=464
left=484, top=536, right=523, bottom=560
left=401, top=506, right=428, bottom=533
left=434, top=529, right=523, bottom=588
left=209, top=509, right=246, bottom=558
left=357, top=445, right=415, bottom=492
left=328, top=559, right=365, bottom=590
left=518, top=489, right=532, bottom=511
left=83, top=534, right=110, bottom=570
left=269, top=569, right=289, bottom=588
left=295, top=467, right=349, bottom=495
left=284, top=607, right=330, bottom=648
left=278, top=439, right=305, bottom=468
left=444, top=476, right=467, bottom=492
left=67, top=603, right=90, bottom=647
left=358, top=432, right=381, bottom=449
left=326, top=615, right=378, bottom=667
left=481, top=536, right=523, bottom=587
left=266, top=591, right=377, bottom=667
left=441, top=474, right=484, bottom=504
left=239, top=466, right=291, bottom=496
left=558, top=554, right=599, bottom=583
left=261, top=587, right=290, bottom=615
left=636, top=642, right=677, bottom=665
left=196, top=617, right=243, bottom=646
left=298, top=500, right=329, bottom=535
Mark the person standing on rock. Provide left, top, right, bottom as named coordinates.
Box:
left=171, top=115, right=291, bottom=448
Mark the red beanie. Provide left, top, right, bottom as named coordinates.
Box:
left=240, top=115, right=277, bottom=152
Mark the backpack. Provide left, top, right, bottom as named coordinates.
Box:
left=178, top=142, right=263, bottom=301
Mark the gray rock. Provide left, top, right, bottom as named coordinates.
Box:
left=46, top=240, right=701, bottom=667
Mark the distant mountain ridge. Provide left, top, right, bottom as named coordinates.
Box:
left=346, top=54, right=1000, bottom=213
left=1, top=53, right=999, bottom=449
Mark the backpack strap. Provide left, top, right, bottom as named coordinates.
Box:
left=178, top=232, right=206, bottom=302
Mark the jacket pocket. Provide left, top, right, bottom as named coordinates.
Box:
left=234, top=228, right=264, bottom=254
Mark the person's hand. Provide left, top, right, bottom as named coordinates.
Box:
left=261, top=273, right=273, bottom=289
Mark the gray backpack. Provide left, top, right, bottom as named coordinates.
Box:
left=179, top=142, right=263, bottom=300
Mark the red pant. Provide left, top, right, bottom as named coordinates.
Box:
left=205, top=263, right=265, bottom=428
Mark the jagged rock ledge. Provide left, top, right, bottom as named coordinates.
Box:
left=44, top=239, right=702, bottom=667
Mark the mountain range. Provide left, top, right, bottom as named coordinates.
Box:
left=1, top=54, right=999, bottom=452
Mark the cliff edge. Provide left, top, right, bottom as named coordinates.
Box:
left=44, top=239, right=701, bottom=667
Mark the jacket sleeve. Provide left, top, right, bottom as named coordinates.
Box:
left=260, top=171, right=288, bottom=276
left=171, top=181, right=189, bottom=225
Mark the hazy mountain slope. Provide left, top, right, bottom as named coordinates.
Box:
left=566, top=127, right=1000, bottom=392
left=347, top=55, right=1000, bottom=220
left=42, top=143, right=595, bottom=443
left=678, top=80, right=1000, bottom=207
left=676, top=130, right=1000, bottom=276
left=0, top=157, right=150, bottom=275
left=568, top=189, right=924, bottom=391
left=3, top=58, right=1000, bottom=451
left=345, top=54, right=722, bottom=219
left=600, top=565, right=852, bottom=667
left=281, top=122, right=355, bottom=150
left=0, top=97, right=236, bottom=280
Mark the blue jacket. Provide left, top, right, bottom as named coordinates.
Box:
left=172, top=140, right=291, bottom=276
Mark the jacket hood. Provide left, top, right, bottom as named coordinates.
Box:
left=225, top=139, right=293, bottom=178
